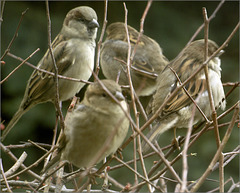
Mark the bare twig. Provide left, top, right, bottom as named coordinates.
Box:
left=169, top=66, right=210, bottom=122
left=180, top=99, right=198, bottom=192
left=223, top=82, right=240, bottom=87
left=133, top=101, right=239, bottom=191
left=130, top=0, right=152, bottom=61
left=123, top=3, right=138, bottom=128
left=0, top=180, right=73, bottom=192
left=35, top=161, right=67, bottom=191
left=0, top=143, right=41, bottom=181
left=137, top=135, right=151, bottom=192
left=113, top=155, right=161, bottom=191
left=27, top=140, right=48, bottom=153
left=5, top=151, right=27, bottom=177
left=3, top=146, right=57, bottom=182
left=1, top=8, right=28, bottom=60
left=0, top=159, right=12, bottom=192
left=203, top=7, right=224, bottom=192
left=181, top=0, right=225, bottom=53
left=224, top=82, right=240, bottom=100
left=45, top=0, right=64, bottom=131
left=7, top=52, right=91, bottom=84
left=0, top=48, right=40, bottom=84
left=133, top=126, right=138, bottom=186
left=94, top=0, right=108, bottom=77
left=203, top=7, right=221, bottom=148
left=139, top=20, right=240, bottom=139
left=190, top=104, right=239, bottom=192
left=5, top=142, right=51, bottom=150
left=0, top=0, right=6, bottom=23
left=212, top=145, right=240, bottom=171
left=227, top=178, right=240, bottom=192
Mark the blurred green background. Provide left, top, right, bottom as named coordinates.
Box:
left=1, top=1, right=239, bottom=192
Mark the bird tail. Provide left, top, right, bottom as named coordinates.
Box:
left=141, top=116, right=178, bottom=153
left=1, top=107, right=27, bottom=141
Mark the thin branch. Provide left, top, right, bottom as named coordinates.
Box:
left=223, top=82, right=240, bottom=87
left=139, top=20, right=240, bottom=139
left=113, top=155, right=161, bottom=191
left=0, top=159, right=12, bottom=193
left=0, top=48, right=40, bottom=84
left=3, top=146, right=57, bottom=182
left=0, top=143, right=41, bottom=181
left=5, top=142, right=51, bottom=150
left=94, top=0, right=108, bottom=77
left=137, top=135, right=152, bottom=192
left=190, top=104, right=239, bottom=192
left=132, top=101, right=239, bottom=191
left=7, top=52, right=91, bottom=84
left=203, top=7, right=221, bottom=148
left=203, top=7, right=224, bottom=192
left=180, top=0, right=225, bottom=53
left=224, top=82, right=240, bottom=100
left=212, top=145, right=240, bottom=171
left=123, top=2, right=138, bottom=130
left=5, top=151, right=27, bottom=177
left=45, top=0, right=64, bottom=130
left=130, top=0, right=152, bottom=61
left=27, top=140, right=48, bottom=153
left=133, top=126, right=138, bottom=186
left=180, top=100, right=197, bottom=192
left=36, top=161, right=67, bottom=191
left=1, top=8, right=28, bottom=60
left=169, top=66, right=210, bottom=122
left=0, top=180, right=71, bottom=192
left=0, top=0, right=6, bottom=23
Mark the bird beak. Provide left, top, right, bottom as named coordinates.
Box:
left=88, top=19, right=99, bottom=29
left=216, top=50, right=224, bottom=57
left=115, top=91, right=125, bottom=101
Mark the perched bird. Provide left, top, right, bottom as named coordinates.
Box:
left=42, top=79, right=130, bottom=171
left=2, top=6, right=99, bottom=141
left=100, top=22, right=169, bottom=97
left=142, top=39, right=226, bottom=152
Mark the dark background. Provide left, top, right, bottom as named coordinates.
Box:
left=1, top=1, right=239, bottom=192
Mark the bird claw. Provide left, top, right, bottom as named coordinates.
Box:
left=171, top=136, right=181, bottom=150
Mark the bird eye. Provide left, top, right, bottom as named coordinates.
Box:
left=77, top=18, right=85, bottom=23
left=102, top=93, right=107, bottom=97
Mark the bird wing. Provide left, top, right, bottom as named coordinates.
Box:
left=24, top=35, right=73, bottom=104
left=161, top=68, right=206, bottom=117
left=163, top=78, right=206, bottom=114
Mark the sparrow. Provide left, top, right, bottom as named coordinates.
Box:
left=100, top=22, right=169, bottom=97
left=42, top=79, right=130, bottom=172
left=2, top=6, right=99, bottom=141
left=142, top=39, right=226, bottom=152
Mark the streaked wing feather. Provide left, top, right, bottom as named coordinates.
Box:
left=162, top=77, right=206, bottom=116
left=27, top=36, right=73, bottom=101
